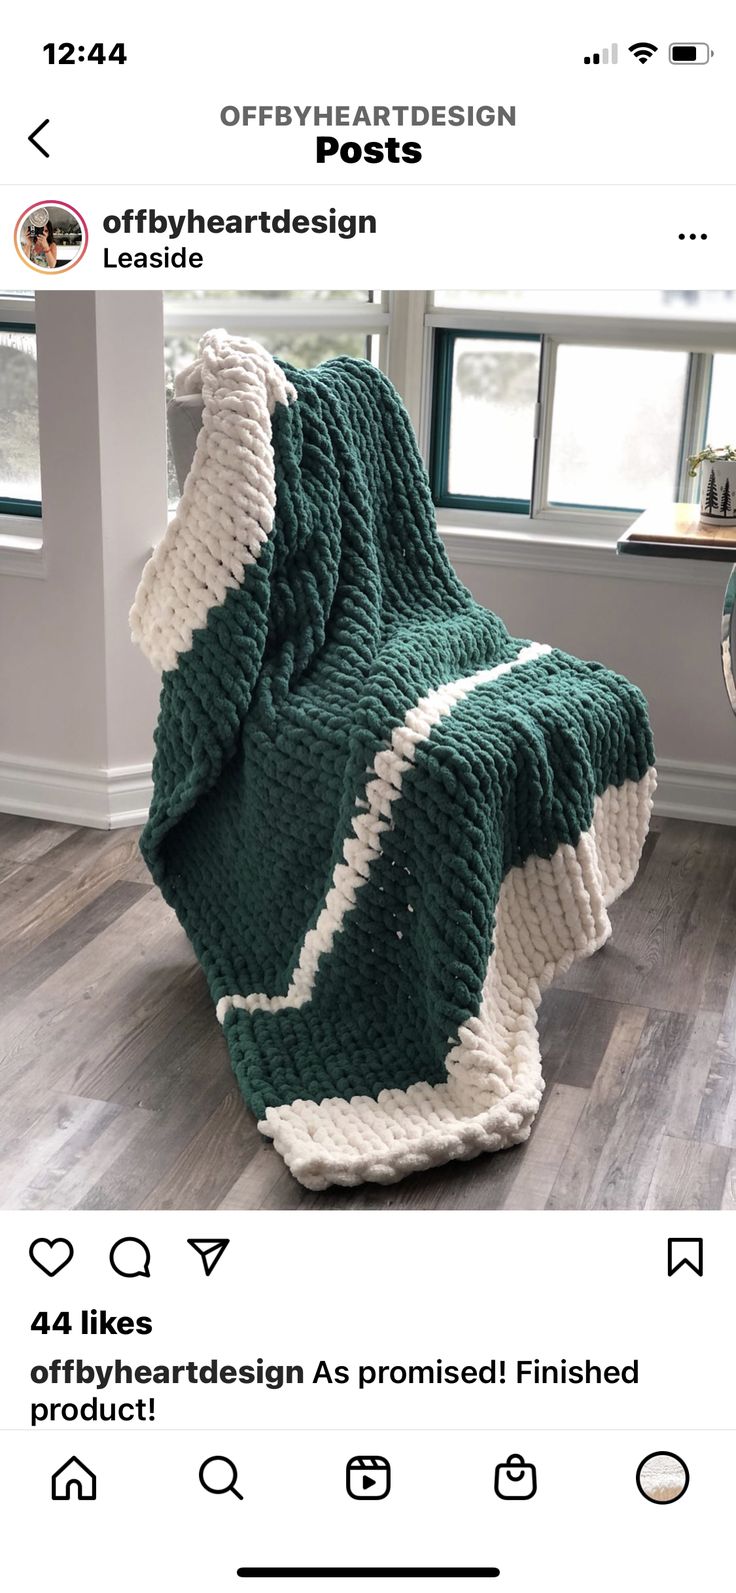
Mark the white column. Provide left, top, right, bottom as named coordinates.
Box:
left=0, top=290, right=168, bottom=827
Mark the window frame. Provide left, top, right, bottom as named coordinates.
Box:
left=531, top=337, right=702, bottom=524
left=0, top=295, right=43, bottom=524
left=162, top=293, right=391, bottom=376
left=426, top=303, right=736, bottom=543
left=163, top=291, right=390, bottom=338
left=429, top=327, right=542, bottom=515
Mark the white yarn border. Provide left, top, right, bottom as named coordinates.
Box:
left=130, top=332, right=295, bottom=674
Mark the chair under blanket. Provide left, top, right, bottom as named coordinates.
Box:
left=130, top=332, right=656, bottom=1191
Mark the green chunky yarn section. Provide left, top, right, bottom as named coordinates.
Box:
left=131, top=332, right=655, bottom=1191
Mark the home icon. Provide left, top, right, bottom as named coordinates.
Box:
left=51, top=1456, right=97, bottom=1501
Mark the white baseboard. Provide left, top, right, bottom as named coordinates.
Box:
left=0, top=753, right=733, bottom=830
left=0, top=755, right=153, bottom=830
left=654, top=757, right=736, bottom=826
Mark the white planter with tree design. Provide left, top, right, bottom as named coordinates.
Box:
left=689, top=445, right=736, bottom=528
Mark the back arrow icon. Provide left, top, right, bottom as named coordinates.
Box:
left=29, top=119, right=50, bottom=157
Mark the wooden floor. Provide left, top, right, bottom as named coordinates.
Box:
left=0, top=811, right=734, bottom=1211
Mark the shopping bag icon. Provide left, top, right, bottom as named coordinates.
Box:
left=494, top=1453, right=537, bottom=1500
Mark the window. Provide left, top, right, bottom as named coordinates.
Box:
left=0, top=294, right=41, bottom=522
left=546, top=346, right=689, bottom=512
left=164, top=290, right=388, bottom=504
left=428, top=290, right=736, bottom=535
left=430, top=331, right=540, bottom=512
left=706, top=353, right=736, bottom=447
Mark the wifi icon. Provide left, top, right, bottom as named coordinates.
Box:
left=629, top=41, right=658, bottom=62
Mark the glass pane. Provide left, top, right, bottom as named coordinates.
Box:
left=548, top=346, right=688, bottom=511
left=434, top=289, right=736, bottom=320
left=0, top=328, right=41, bottom=501
left=706, top=354, right=736, bottom=449
left=446, top=336, right=539, bottom=502
left=165, top=329, right=370, bottom=503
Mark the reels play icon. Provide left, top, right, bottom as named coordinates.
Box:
left=346, top=1455, right=391, bottom=1500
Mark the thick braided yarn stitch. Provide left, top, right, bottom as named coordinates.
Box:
left=130, top=331, right=656, bottom=1191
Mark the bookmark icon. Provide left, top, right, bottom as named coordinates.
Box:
left=667, top=1237, right=703, bottom=1277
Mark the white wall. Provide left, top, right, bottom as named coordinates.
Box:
left=0, top=292, right=166, bottom=827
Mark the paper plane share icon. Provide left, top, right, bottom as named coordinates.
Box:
left=187, top=1238, right=230, bottom=1276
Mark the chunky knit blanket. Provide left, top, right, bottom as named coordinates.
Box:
left=131, top=332, right=655, bottom=1191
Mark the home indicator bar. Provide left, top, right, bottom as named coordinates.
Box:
left=236, top=1572, right=501, bottom=1582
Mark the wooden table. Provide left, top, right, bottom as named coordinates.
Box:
left=617, top=503, right=736, bottom=715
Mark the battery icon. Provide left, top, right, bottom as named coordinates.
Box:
left=669, top=42, right=712, bottom=63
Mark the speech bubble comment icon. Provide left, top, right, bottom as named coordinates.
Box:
left=109, top=1237, right=151, bottom=1278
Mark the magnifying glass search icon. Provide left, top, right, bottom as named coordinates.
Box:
left=199, top=1454, right=244, bottom=1500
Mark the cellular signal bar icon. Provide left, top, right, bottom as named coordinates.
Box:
left=584, top=44, right=618, bottom=65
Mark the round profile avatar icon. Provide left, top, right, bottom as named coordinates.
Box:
left=636, top=1451, right=690, bottom=1504
left=15, top=201, right=88, bottom=275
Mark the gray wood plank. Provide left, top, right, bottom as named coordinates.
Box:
left=0, top=827, right=146, bottom=955
left=77, top=1067, right=232, bottom=1211
left=0, top=1094, right=152, bottom=1210
left=717, top=964, right=736, bottom=1066
left=645, top=1134, right=730, bottom=1210
left=633, top=826, right=661, bottom=880
left=538, top=991, right=623, bottom=1090
left=665, top=1011, right=722, bottom=1140
left=0, top=1094, right=103, bottom=1207
left=40, top=1100, right=154, bottom=1210
left=0, top=879, right=149, bottom=1010
left=503, top=1084, right=588, bottom=1209
left=546, top=1004, right=651, bottom=1209
left=721, top=1154, right=736, bottom=1209
left=0, top=859, right=74, bottom=943
left=693, top=1062, right=736, bottom=1148
left=0, top=892, right=197, bottom=1099
left=218, top=1142, right=288, bottom=1210
left=119, top=835, right=151, bottom=885
left=556, top=1006, right=726, bottom=1210
left=0, top=1081, right=63, bottom=1166
left=0, top=814, right=77, bottom=863
left=701, top=869, right=736, bottom=1013
left=102, top=977, right=221, bottom=1112
left=558, top=819, right=736, bottom=1014
left=141, top=1089, right=263, bottom=1210
left=258, top=1165, right=319, bottom=1211
left=536, top=989, right=588, bottom=1083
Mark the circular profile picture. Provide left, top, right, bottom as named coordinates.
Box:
left=15, top=201, right=88, bottom=275
left=636, top=1450, right=689, bottom=1504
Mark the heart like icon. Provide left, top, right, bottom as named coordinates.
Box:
left=29, top=1238, right=74, bottom=1276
